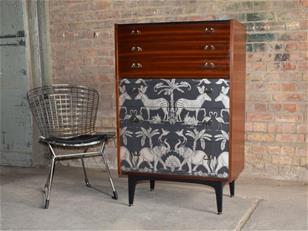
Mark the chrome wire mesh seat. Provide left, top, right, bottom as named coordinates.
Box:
left=27, top=84, right=118, bottom=209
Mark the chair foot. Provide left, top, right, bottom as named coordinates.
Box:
left=150, top=180, right=155, bottom=191
left=44, top=200, right=49, bottom=209
left=112, top=191, right=118, bottom=200
left=100, top=148, right=118, bottom=201
left=214, top=182, right=223, bottom=215
left=85, top=180, right=91, bottom=187
left=128, top=175, right=136, bottom=206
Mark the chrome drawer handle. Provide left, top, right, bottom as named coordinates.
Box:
left=203, top=62, right=215, bottom=69
left=131, top=62, right=143, bottom=69
left=130, top=29, right=141, bottom=35
left=131, top=46, right=143, bottom=52
left=204, top=45, right=215, bottom=50
left=204, top=27, right=215, bottom=33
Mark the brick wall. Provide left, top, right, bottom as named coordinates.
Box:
left=48, top=0, right=307, bottom=181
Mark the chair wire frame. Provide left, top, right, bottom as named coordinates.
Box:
left=27, top=84, right=99, bottom=138
left=27, top=84, right=118, bottom=209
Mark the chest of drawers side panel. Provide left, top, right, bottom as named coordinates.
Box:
left=115, top=24, right=122, bottom=175
left=229, top=20, right=246, bottom=181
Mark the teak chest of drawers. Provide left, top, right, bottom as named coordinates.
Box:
left=115, top=20, right=246, bottom=214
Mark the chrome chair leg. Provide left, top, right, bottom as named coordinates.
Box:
left=44, top=157, right=56, bottom=209
left=81, top=157, right=91, bottom=187
left=100, top=143, right=118, bottom=200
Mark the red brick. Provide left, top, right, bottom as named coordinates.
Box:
left=253, top=122, right=267, bottom=132
left=295, top=146, right=307, bottom=156
left=247, top=133, right=275, bottom=142
left=275, top=114, right=303, bottom=123
left=300, top=0, right=308, bottom=7
left=297, top=124, right=308, bottom=133
left=281, top=146, right=295, bottom=156
left=247, top=113, right=273, bottom=121
left=268, top=123, right=296, bottom=133
left=276, top=134, right=305, bottom=143
left=269, top=103, right=281, bottom=111
left=281, top=83, right=296, bottom=91
left=245, top=122, right=253, bottom=131
left=283, top=104, right=297, bottom=112
left=282, top=62, right=296, bottom=71
left=273, top=93, right=303, bottom=102
left=252, top=144, right=267, bottom=154
left=267, top=145, right=281, bottom=155
left=254, top=103, right=267, bottom=112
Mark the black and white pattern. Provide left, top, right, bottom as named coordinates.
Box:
left=119, top=78, right=230, bottom=178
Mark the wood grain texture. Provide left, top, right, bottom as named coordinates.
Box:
left=118, top=21, right=230, bottom=42
left=228, top=20, right=246, bottom=182
left=118, top=41, right=229, bottom=58
left=119, top=56, right=229, bottom=78
left=117, top=21, right=231, bottom=78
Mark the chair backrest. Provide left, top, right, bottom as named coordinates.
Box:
left=27, top=84, right=99, bottom=138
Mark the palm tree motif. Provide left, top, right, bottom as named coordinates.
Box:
left=214, top=130, right=229, bottom=151
left=186, top=128, right=212, bottom=151
left=154, top=79, right=191, bottom=123
left=120, top=127, right=134, bottom=167
left=120, top=127, right=133, bottom=145
left=135, top=127, right=160, bottom=149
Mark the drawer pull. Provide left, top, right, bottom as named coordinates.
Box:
left=204, top=45, right=215, bottom=50
left=131, top=46, right=143, bottom=52
left=131, top=62, right=143, bottom=69
left=203, top=62, right=215, bottom=69
left=130, top=29, right=141, bottom=35
left=204, top=27, right=215, bottom=33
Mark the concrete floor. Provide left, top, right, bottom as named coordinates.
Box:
left=0, top=166, right=307, bottom=230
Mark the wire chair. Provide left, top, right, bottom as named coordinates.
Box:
left=27, top=84, right=118, bottom=209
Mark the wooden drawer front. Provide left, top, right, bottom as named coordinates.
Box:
left=119, top=78, right=229, bottom=178
left=117, top=22, right=230, bottom=42
left=119, top=57, right=229, bottom=78
left=118, top=41, right=229, bottom=58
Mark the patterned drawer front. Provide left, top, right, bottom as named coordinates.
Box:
left=117, top=22, right=230, bottom=42
left=120, top=122, right=229, bottom=178
left=118, top=41, right=229, bottom=58
left=119, top=78, right=230, bottom=111
left=119, top=78, right=229, bottom=178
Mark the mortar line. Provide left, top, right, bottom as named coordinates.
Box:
left=235, top=198, right=263, bottom=231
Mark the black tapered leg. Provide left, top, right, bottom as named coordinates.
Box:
left=128, top=175, right=136, bottom=206
left=150, top=180, right=155, bottom=191
left=214, top=182, right=223, bottom=215
left=229, top=180, right=235, bottom=197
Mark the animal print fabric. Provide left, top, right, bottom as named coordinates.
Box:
left=119, top=78, right=229, bottom=178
